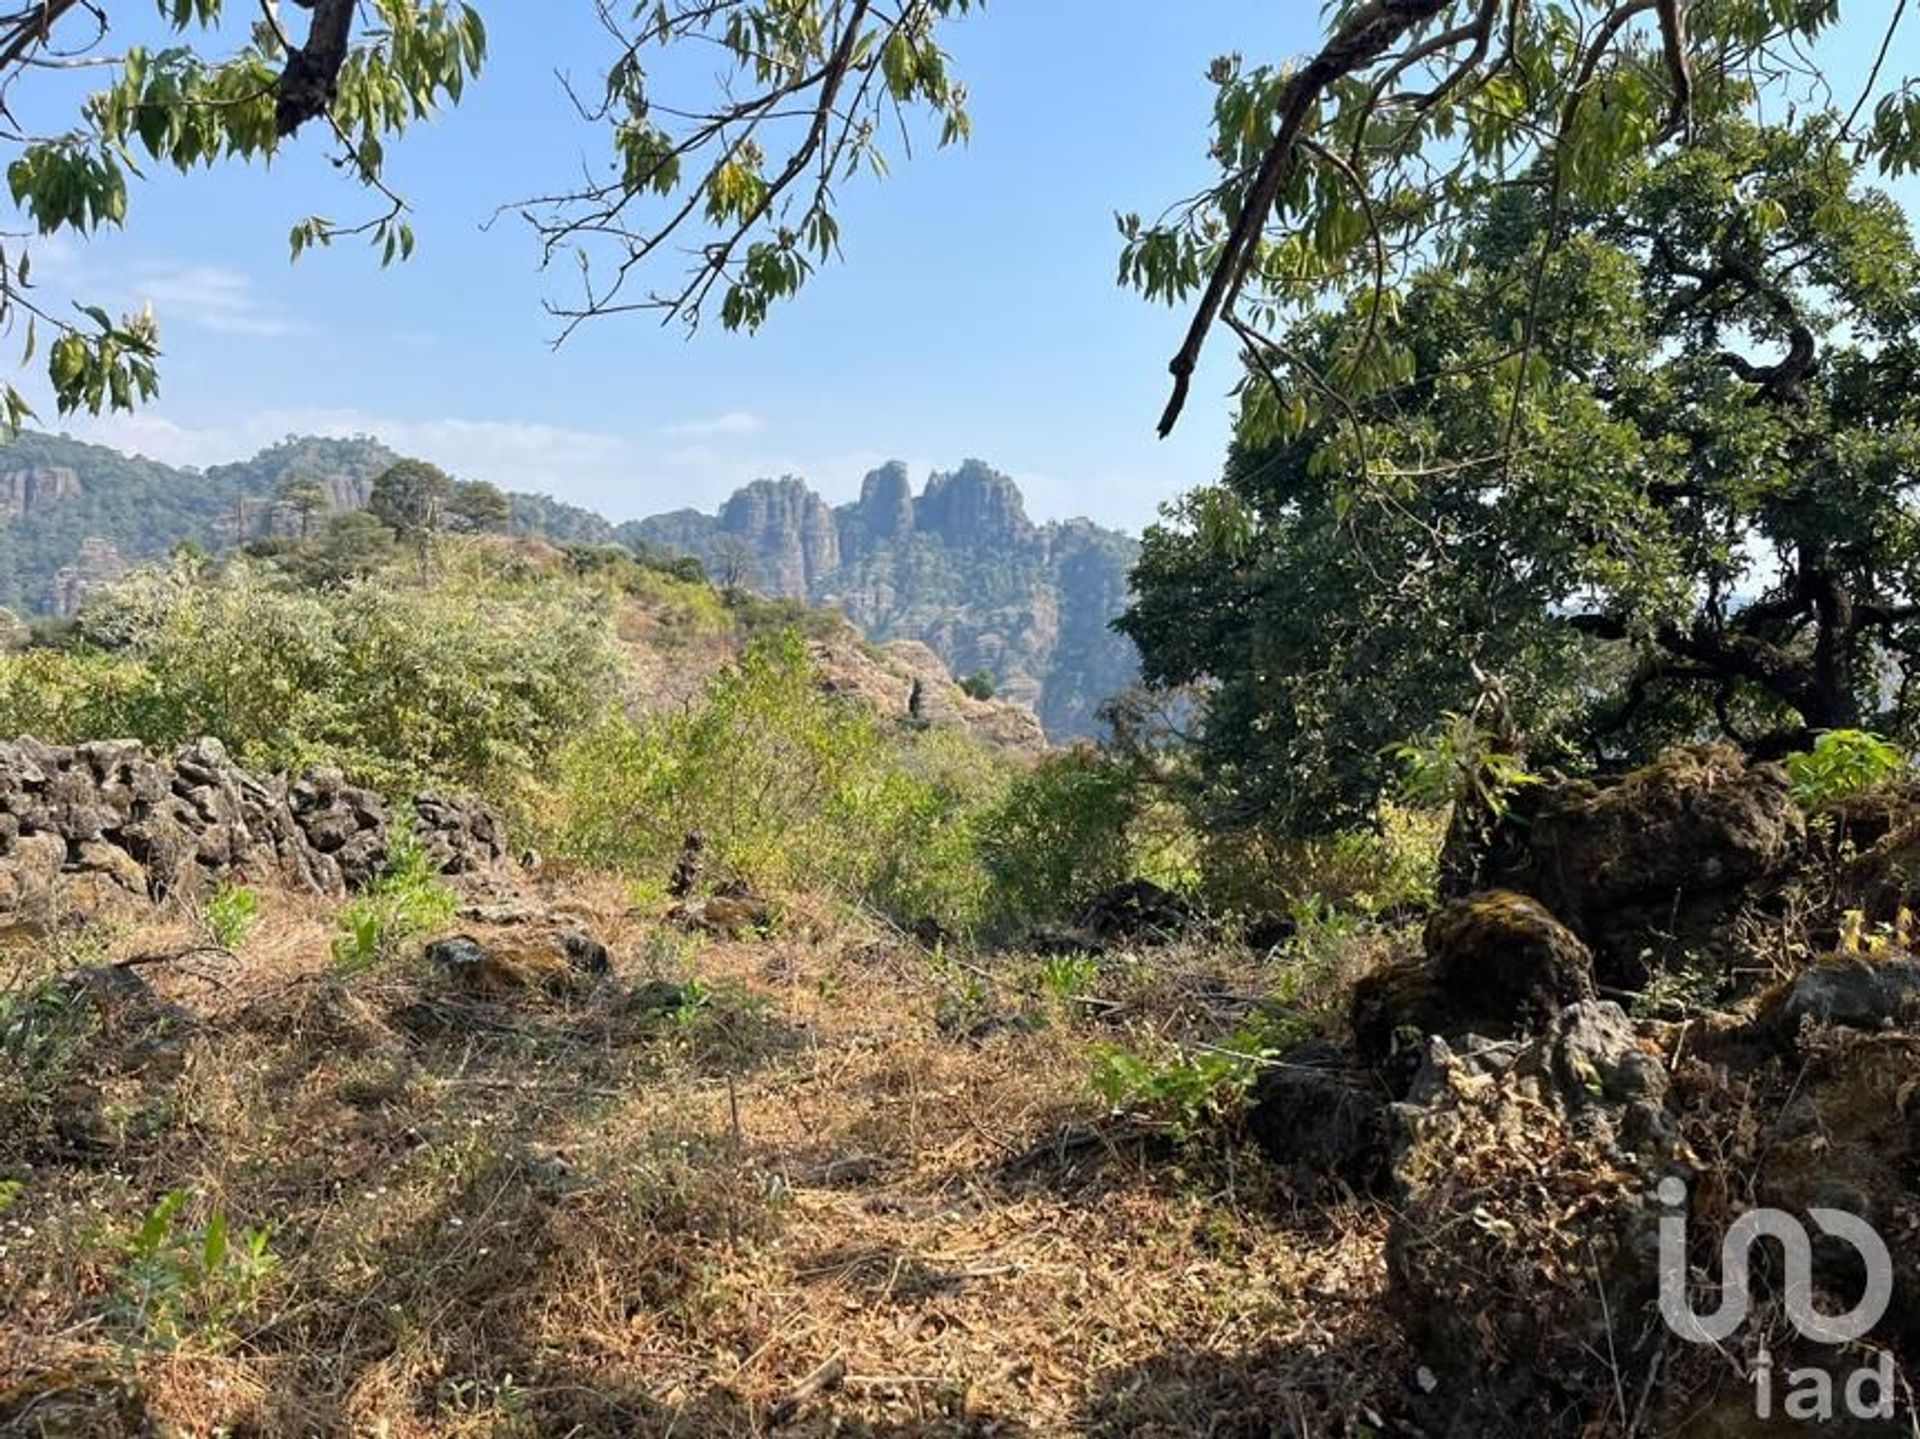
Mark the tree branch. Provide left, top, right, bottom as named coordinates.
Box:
left=1157, top=0, right=1450, bottom=439
left=275, top=0, right=354, bottom=137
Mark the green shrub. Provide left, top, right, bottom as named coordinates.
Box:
left=0, top=555, right=619, bottom=809
left=959, top=669, right=997, bottom=701
left=1199, top=802, right=1443, bottom=921
left=548, top=631, right=1011, bottom=929
left=977, top=746, right=1190, bottom=930
left=330, top=837, right=458, bottom=975
left=1787, top=729, right=1908, bottom=811
left=1091, top=1009, right=1312, bottom=1145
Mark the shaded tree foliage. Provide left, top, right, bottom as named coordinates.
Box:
left=1124, top=118, right=1920, bottom=832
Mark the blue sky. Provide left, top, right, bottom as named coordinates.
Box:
left=23, top=2, right=1294, bottom=532
left=15, top=4, right=1918, bottom=533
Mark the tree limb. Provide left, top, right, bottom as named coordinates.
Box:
left=1157, top=0, right=1450, bottom=439
left=275, top=0, right=354, bottom=137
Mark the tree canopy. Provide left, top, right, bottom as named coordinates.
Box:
left=7, top=1, right=1919, bottom=446
left=1125, top=115, right=1920, bottom=831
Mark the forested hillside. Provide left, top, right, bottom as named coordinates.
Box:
left=0, top=435, right=1139, bottom=738
left=0, top=433, right=617, bottom=617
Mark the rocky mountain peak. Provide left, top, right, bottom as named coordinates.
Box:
left=915, top=460, right=1034, bottom=547
left=720, top=477, right=841, bottom=597
left=856, top=462, right=915, bottom=540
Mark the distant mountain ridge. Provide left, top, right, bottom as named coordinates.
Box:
left=0, top=433, right=1140, bottom=739
left=624, top=460, right=1140, bottom=737
left=0, top=431, right=620, bottom=620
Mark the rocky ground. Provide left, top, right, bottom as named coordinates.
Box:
left=6, top=741, right=1920, bottom=1435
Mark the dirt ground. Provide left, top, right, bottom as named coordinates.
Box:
left=0, top=878, right=1409, bottom=1437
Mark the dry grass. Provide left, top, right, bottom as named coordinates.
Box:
left=0, top=879, right=1409, bottom=1437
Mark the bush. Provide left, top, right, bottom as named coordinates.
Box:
left=548, top=631, right=1011, bottom=929
left=959, top=669, right=997, bottom=701
left=0, top=556, right=619, bottom=808
left=1198, top=802, right=1444, bottom=921
left=977, top=746, right=1194, bottom=930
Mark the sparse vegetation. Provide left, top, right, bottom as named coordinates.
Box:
left=331, top=837, right=459, bottom=975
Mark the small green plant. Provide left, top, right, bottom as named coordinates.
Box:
left=1092, top=1045, right=1251, bottom=1142
left=201, top=882, right=260, bottom=950
left=1392, top=711, right=1541, bottom=820
left=330, top=837, right=457, bottom=975
left=113, top=1190, right=278, bottom=1352
left=1091, top=1010, right=1311, bottom=1144
left=1786, top=729, right=1907, bottom=811
left=0, top=977, right=95, bottom=1111
left=1035, top=953, right=1099, bottom=1004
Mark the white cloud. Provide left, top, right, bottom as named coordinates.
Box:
left=127, top=262, right=300, bottom=338
left=662, top=410, right=764, bottom=439
left=68, top=408, right=640, bottom=506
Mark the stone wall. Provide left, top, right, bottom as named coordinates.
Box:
left=0, top=737, right=508, bottom=933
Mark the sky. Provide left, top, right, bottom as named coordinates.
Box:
left=10, top=4, right=1917, bottom=534
left=15, top=2, right=1300, bottom=533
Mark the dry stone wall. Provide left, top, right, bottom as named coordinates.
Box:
left=0, top=736, right=508, bottom=933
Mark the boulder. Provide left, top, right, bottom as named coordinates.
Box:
left=1387, top=1001, right=1682, bottom=1431
left=1760, top=956, right=1920, bottom=1041
left=1245, top=1041, right=1390, bottom=1194
left=426, top=926, right=611, bottom=996
left=668, top=894, right=777, bottom=939
left=1424, top=889, right=1596, bottom=1027
left=1349, top=891, right=1594, bottom=1078
left=1446, top=745, right=1805, bottom=987
left=1075, top=878, right=1195, bottom=945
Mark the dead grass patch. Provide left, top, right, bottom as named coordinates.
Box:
left=2, top=881, right=1409, bottom=1436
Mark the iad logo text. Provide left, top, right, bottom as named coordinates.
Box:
left=1658, top=1177, right=1898, bottom=1422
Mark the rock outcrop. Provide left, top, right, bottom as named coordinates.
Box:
left=0, top=463, right=81, bottom=521
left=719, top=477, right=842, bottom=596
left=630, top=461, right=1142, bottom=739
left=1351, top=890, right=1596, bottom=1073
left=1446, top=745, right=1806, bottom=986
left=1253, top=746, right=1920, bottom=1434
left=0, top=737, right=508, bottom=935
left=46, top=537, right=128, bottom=617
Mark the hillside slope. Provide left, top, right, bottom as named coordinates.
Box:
left=0, top=433, right=615, bottom=618
left=0, top=436, right=1135, bottom=740
left=627, top=461, right=1141, bottom=738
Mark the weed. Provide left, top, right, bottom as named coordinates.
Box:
left=201, top=882, right=260, bottom=950
left=1787, top=729, right=1908, bottom=810
left=0, top=976, right=95, bottom=1117
left=1091, top=1009, right=1311, bottom=1145
left=1035, top=953, right=1100, bottom=1003
left=112, top=1190, right=277, bottom=1353
left=330, top=836, right=457, bottom=975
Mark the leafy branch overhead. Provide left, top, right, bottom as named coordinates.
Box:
left=514, top=0, right=980, bottom=338
left=1120, top=0, right=1920, bottom=439
left=0, top=0, right=485, bottom=427
left=2, top=0, right=1919, bottom=455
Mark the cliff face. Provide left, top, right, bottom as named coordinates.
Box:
left=720, top=478, right=840, bottom=597
left=0, top=465, right=82, bottom=522
left=632, top=461, right=1141, bottom=740
left=48, top=537, right=128, bottom=616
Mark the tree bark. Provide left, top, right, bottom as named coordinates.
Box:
left=276, top=0, right=355, bottom=137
